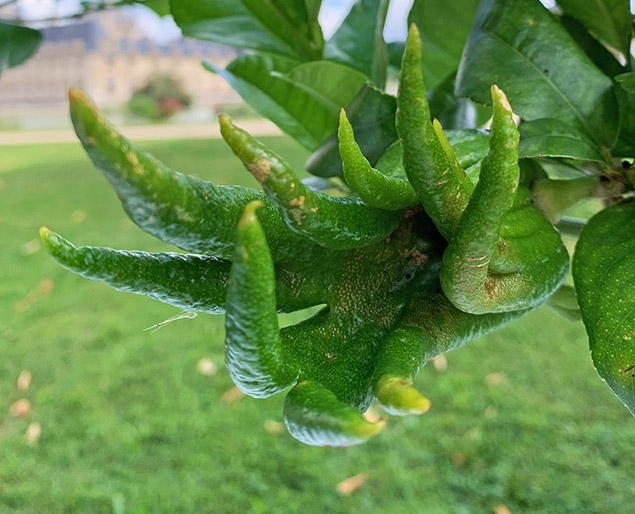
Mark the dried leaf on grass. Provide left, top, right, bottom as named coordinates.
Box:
left=24, top=422, right=41, bottom=445
left=221, top=386, right=245, bottom=404
left=9, top=399, right=31, bottom=417
left=196, top=358, right=217, bottom=376
left=336, top=473, right=367, bottom=495
left=17, top=370, right=32, bottom=391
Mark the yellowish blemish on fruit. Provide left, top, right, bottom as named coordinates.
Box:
left=247, top=159, right=271, bottom=182
left=289, top=195, right=305, bottom=210
left=290, top=208, right=303, bottom=225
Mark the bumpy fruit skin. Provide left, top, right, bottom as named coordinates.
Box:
left=41, top=26, right=568, bottom=446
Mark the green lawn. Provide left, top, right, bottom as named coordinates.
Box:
left=1, top=138, right=634, bottom=514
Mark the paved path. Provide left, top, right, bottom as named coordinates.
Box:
left=0, top=119, right=282, bottom=145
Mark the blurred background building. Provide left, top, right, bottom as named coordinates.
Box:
left=0, top=9, right=241, bottom=127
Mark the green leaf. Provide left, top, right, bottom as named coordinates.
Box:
left=272, top=61, right=367, bottom=113
left=613, top=74, right=635, bottom=156
left=306, top=84, right=397, bottom=177
left=138, top=0, right=170, bottom=16
left=615, top=72, right=635, bottom=93
left=170, top=0, right=322, bottom=60
left=386, top=41, right=404, bottom=73
left=518, top=118, right=604, bottom=161
left=0, top=21, right=42, bottom=74
left=240, top=0, right=324, bottom=59
left=573, top=200, right=635, bottom=415
left=323, top=0, right=389, bottom=88
left=546, top=285, right=582, bottom=321
left=427, top=73, right=491, bottom=130
left=445, top=129, right=490, bottom=170
left=455, top=0, right=619, bottom=150
left=407, top=0, right=480, bottom=90
left=556, top=0, right=631, bottom=56
left=206, top=56, right=364, bottom=150
left=560, top=15, right=625, bottom=78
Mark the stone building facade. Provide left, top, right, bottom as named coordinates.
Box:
left=0, top=11, right=240, bottom=110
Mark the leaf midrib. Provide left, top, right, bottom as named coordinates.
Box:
left=481, top=27, right=597, bottom=143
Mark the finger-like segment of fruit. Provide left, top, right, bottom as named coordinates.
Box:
left=440, top=86, right=568, bottom=314
left=432, top=119, right=465, bottom=183
left=397, top=25, right=474, bottom=240
left=375, top=376, right=430, bottom=416
left=338, top=109, right=419, bottom=210
left=283, top=380, right=386, bottom=446
left=397, top=292, right=531, bottom=359
left=372, top=327, right=431, bottom=416
left=225, top=202, right=298, bottom=398
left=219, top=114, right=403, bottom=250
left=40, top=227, right=229, bottom=313
left=68, top=87, right=305, bottom=262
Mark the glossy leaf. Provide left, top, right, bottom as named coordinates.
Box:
left=324, top=0, right=389, bottom=88
left=573, top=201, right=635, bottom=415
left=386, top=41, right=405, bottom=73
left=240, top=0, right=324, bottom=59
left=206, top=55, right=357, bottom=150
left=456, top=0, right=619, bottom=149
left=427, top=73, right=490, bottom=130
left=518, top=118, right=604, bottom=162
left=408, top=0, right=479, bottom=90
left=446, top=129, right=490, bottom=169
left=613, top=74, right=635, bottom=156
left=306, top=84, right=397, bottom=177
left=546, top=285, right=582, bottom=321
left=0, top=22, right=42, bottom=74
left=138, top=0, right=170, bottom=16
left=556, top=0, right=631, bottom=56
left=560, top=15, right=625, bottom=78
left=272, top=61, right=367, bottom=114
left=170, top=0, right=322, bottom=60
left=615, top=72, right=635, bottom=93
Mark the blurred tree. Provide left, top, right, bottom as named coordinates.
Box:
left=128, top=72, right=192, bottom=121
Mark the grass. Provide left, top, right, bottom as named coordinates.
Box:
left=1, top=138, right=634, bottom=514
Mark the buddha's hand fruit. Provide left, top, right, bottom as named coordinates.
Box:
left=41, top=26, right=568, bottom=446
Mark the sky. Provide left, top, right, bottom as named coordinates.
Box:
left=10, top=0, right=635, bottom=45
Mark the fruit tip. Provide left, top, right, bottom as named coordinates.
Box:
left=240, top=200, right=264, bottom=225
left=67, top=86, right=89, bottom=105
left=407, top=22, right=420, bottom=38
left=491, top=84, right=512, bottom=112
